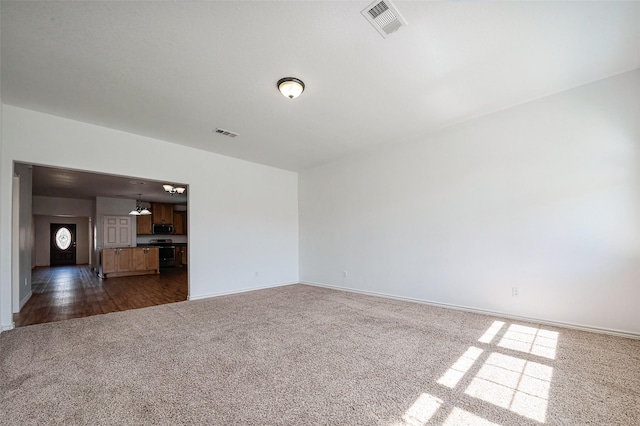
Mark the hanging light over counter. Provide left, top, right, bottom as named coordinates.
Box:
left=129, top=194, right=151, bottom=216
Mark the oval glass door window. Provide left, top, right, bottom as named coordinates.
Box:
left=55, top=227, right=72, bottom=250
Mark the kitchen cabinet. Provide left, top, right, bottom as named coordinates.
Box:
left=146, top=247, right=160, bottom=271
left=176, top=246, right=187, bottom=267
left=131, top=247, right=159, bottom=272
left=136, top=214, right=152, bottom=235
left=152, top=203, right=174, bottom=225
left=100, top=247, right=159, bottom=278
left=101, top=248, right=118, bottom=273
left=173, top=211, right=186, bottom=235
left=137, top=204, right=185, bottom=235
left=101, top=248, right=131, bottom=277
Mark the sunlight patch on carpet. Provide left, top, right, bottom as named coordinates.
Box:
left=437, top=346, right=483, bottom=388
left=478, top=320, right=505, bottom=344
left=442, top=407, right=500, bottom=425
left=400, top=393, right=443, bottom=426
left=497, top=324, right=559, bottom=359
left=465, top=352, right=553, bottom=422
left=406, top=321, right=560, bottom=424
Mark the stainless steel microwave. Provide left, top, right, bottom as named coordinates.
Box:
left=152, top=224, right=174, bottom=235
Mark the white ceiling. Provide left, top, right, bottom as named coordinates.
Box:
left=2, top=1, right=639, bottom=172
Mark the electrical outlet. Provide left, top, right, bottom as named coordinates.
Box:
left=512, top=287, right=519, bottom=297
left=343, top=271, right=348, bottom=278
left=24, top=278, right=28, bottom=287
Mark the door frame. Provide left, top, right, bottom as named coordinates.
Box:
left=12, top=175, right=20, bottom=313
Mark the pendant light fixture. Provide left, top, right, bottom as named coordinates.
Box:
left=163, top=184, right=186, bottom=195
left=129, top=194, right=151, bottom=216
left=277, top=77, right=305, bottom=99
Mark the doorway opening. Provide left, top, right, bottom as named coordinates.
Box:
left=12, top=161, right=190, bottom=327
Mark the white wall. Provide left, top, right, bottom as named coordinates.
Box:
left=300, top=69, right=640, bottom=335
left=0, top=105, right=299, bottom=330
left=0, top=3, right=8, bottom=329
left=33, top=196, right=94, bottom=267
left=33, top=195, right=94, bottom=217
left=34, top=216, right=90, bottom=266
left=13, top=163, right=32, bottom=308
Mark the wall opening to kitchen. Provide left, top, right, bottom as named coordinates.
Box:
left=11, top=161, right=190, bottom=327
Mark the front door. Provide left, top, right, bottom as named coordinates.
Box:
left=50, top=223, right=77, bottom=266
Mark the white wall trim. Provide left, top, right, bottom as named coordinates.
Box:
left=1, top=323, right=16, bottom=333
left=188, top=281, right=299, bottom=301
left=11, top=175, right=20, bottom=313
left=19, top=290, right=32, bottom=311
left=301, top=280, right=640, bottom=341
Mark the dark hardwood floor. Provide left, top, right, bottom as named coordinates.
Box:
left=13, top=265, right=188, bottom=327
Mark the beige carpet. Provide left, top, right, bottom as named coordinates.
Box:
left=1, top=284, right=639, bottom=425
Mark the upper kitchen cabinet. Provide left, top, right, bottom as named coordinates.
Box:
left=136, top=214, right=152, bottom=235
left=151, top=203, right=174, bottom=225
left=173, top=211, right=187, bottom=235
left=137, top=204, right=186, bottom=235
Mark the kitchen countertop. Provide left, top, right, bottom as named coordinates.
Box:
left=136, top=243, right=187, bottom=247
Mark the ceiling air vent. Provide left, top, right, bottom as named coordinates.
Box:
left=361, top=0, right=407, bottom=39
left=214, top=128, right=239, bottom=138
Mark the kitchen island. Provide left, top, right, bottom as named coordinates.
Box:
left=100, top=247, right=160, bottom=278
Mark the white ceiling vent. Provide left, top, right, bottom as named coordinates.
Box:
left=361, top=0, right=407, bottom=38
left=214, top=128, right=239, bottom=138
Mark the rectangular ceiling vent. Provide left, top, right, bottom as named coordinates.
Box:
left=214, top=128, right=239, bottom=138
left=361, top=0, right=407, bottom=39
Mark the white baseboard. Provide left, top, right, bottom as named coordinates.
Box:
left=188, top=281, right=298, bottom=301
left=301, top=280, right=640, bottom=340
left=1, top=322, right=16, bottom=333
left=19, top=290, right=33, bottom=310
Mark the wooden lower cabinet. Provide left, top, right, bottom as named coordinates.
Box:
left=100, top=247, right=159, bottom=278
left=175, top=246, right=187, bottom=267
left=143, top=247, right=160, bottom=271
left=101, top=248, right=131, bottom=273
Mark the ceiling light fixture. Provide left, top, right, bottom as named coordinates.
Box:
left=277, top=77, right=305, bottom=99
left=129, top=194, right=151, bottom=216
left=163, top=184, right=186, bottom=195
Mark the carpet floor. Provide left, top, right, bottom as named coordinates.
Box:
left=1, top=284, right=639, bottom=425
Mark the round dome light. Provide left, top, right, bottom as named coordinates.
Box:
left=277, top=77, right=305, bottom=99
